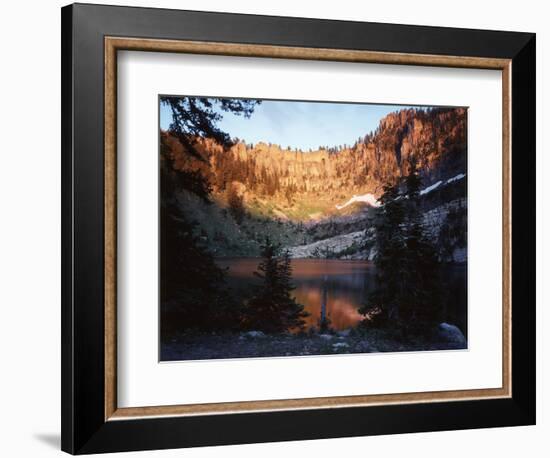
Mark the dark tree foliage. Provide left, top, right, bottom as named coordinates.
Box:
left=226, top=183, right=245, bottom=225
left=246, top=238, right=309, bottom=333
left=160, top=96, right=260, bottom=160
left=160, top=135, right=212, bottom=202
left=438, top=204, right=467, bottom=260
left=160, top=154, right=244, bottom=335
left=212, top=151, right=258, bottom=192
left=160, top=96, right=261, bottom=337
left=360, top=157, right=444, bottom=336
left=359, top=181, right=407, bottom=325
left=400, top=158, right=444, bottom=332
left=160, top=198, right=243, bottom=336
left=257, top=165, right=280, bottom=196
left=284, top=182, right=298, bottom=205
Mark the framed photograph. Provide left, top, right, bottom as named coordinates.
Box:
left=61, top=3, right=536, bottom=454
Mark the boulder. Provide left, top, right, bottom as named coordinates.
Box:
left=337, top=328, right=352, bottom=338
left=244, top=330, right=265, bottom=338
left=437, top=323, right=466, bottom=346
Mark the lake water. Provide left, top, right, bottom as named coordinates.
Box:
left=216, top=258, right=467, bottom=333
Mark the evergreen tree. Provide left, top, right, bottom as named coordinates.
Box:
left=246, top=238, right=309, bottom=333
left=160, top=96, right=261, bottom=338
left=160, top=157, right=243, bottom=336
left=226, top=183, right=245, bottom=224
left=284, top=182, right=297, bottom=205
left=359, top=181, right=408, bottom=325
left=360, top=157, right=444, bottom=335
left=401, top=158, right=443, bottom=332
left=437, top=204, right=467, bottom=260
left=160, top=198, right=242, bottom=336
left=160, top=134, right=212, bottom=202
left=161, top=96, right=260, bottom=160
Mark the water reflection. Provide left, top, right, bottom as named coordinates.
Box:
left=217, top=258, right=467, bottom=334
left=217, top=258, right=375, bottom=330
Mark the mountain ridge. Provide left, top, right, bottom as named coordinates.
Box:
left=161, top=106, right=467, bottom=258
left=162, top=106, right=466, bottom=221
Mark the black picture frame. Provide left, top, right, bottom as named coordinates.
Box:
left=61, top=3, right=536, bottom=454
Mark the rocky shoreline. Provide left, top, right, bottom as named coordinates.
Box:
left=161, top=323, right=466, bottom=361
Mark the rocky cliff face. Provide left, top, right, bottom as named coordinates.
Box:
left=161, top=106, right=467, bottom=259
left=162, top=107, right=467, bottom=221
left=288, top=198, right=467, bottom=263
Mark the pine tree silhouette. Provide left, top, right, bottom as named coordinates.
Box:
left=160, top=96, right=261, bottom=338
left=360, top=156, right=444, bottom=336
left=161, top=96, right=260, bottom=160
left=226, top=183, right=245, bottom=224
left=246, top=238, right=309, bottom=333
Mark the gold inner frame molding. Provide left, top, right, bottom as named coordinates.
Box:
left=104, top=36, right=512, bottom=421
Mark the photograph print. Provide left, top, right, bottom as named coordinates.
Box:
left=159, top=95, right=468, bottom=362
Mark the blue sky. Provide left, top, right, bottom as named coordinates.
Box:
left=160, top=97, right=426, bottom=151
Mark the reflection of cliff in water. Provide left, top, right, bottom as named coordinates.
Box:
left=217, top=258, right=467, bottom=334
left=218, top=259, right=372, bottom=330
left=291, top=262, right=372, bottom=330
left=294, top=285, right=364, bottom=330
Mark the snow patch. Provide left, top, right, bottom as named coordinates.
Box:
left=336, top=193, right=380, bottom=210
left=446, top=173, right=466, bottom=184
left=336, top=173, right=465, bottom=208
left=420, top=180, right=442, bottom=195
left=419, top=173, right=466, bottom=196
